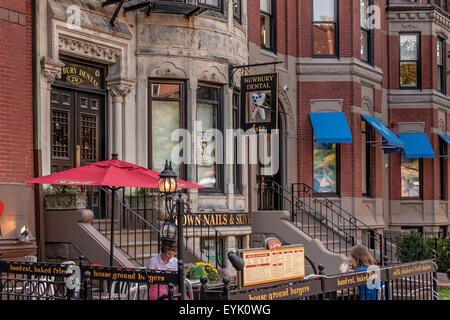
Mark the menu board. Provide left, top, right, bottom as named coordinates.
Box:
left=241, top=246, right=305, bottom=287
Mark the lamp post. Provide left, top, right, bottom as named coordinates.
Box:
left=158, top=160, right=185, bottom=300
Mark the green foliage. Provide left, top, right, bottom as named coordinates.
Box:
left=396, top=230, right=432, bottom=263
left=396, top=230, right=450, bottom=271
left=46, top=185, right=82, bottom=194
left=186, top=262, right=219, bottom=283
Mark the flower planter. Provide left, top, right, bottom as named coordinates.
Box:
left=44, top=192, right=87, bottom=210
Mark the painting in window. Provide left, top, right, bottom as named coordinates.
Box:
left=313, top=142, right=337, bottom=193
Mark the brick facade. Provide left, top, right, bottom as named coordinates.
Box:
left=248, top=0, right=450, bottom=232
left=0, top=0, right=36, bottom=258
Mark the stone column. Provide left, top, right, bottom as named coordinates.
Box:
left=40, top=57, right=65, bottom=176
left=107, top=77, right=134, bottom=160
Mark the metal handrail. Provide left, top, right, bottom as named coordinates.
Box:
left=292, top=182, right=383, bottom=263
left=258, top=179, right=355, bottom=254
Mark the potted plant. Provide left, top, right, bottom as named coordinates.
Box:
left=186, top=262, right=219, bottom=283
left=44, top=185, right=87, bottom=210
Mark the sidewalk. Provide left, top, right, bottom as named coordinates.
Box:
left=437, top=273, right=450, bottom=288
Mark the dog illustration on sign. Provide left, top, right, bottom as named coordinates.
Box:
left=250, top=92, right=270, bottom=122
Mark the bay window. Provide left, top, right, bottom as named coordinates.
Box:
left=437, top=37, right=446, bottom=94
left=360, top=0, right=373, bottom=64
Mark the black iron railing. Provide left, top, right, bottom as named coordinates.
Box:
left=86, top=187, right=225, bottom=270
left=257, top=177, right=356, bottom=259
left=292, top=183, right=384, bottom=264
left=0, top=255, right=439, bottom=301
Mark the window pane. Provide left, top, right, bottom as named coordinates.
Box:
left=400, top=34, right=418, bottom=60
left=360, top=0, right=369, bottom=29
left=197, top=86, right=218, bottom=101
left=361, top=29, right=369, bottom=62
left=437, top=40, right=442, bottom=66
left=313, top=142, right=337, bottom=193
left=151, top=100, right=181, bottom=175
left=362, top=128, right=367, bottom=195
left=197, top=95, right=218, bottom=188
left=400, top=62, right=417, bottom=87
left=261, top=14, right=272, bottom=48
left=438, top=65, right=443, bottom=92
left=151, top=83, right=180, bottom=99
left=233, top=0, right=241, bottom=21
left=260, top=0, right=271, bottom=13
left=199, top=0, right=220, bottom=8
left=401, top=154, right=420, bottom=198
left=313, top=23, right=335, bottom=55
left=313, top=0, right=335, bottom=22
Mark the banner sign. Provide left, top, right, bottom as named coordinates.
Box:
left=183, top=212, right=250, bottom=227
left=229, top=278, right=322, bottom=300
left=387, top=260, right=436, bottom=280
left=240, top=245, right=305, bottom=288
left=241, top=73, right=278, bottom=132
left=84, top=266, right=178, bottom=284
left=60, top=60, right=105, bottom=89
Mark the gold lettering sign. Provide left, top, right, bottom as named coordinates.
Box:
left=60, top=61, right=104, bottom=89
left=182, top=212, right=250, bottom=227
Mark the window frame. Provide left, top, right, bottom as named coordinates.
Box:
left=437, top=37, right=446, bottom=95
left=233, top=0, right=242, bottom=24
left=148, top=79, right=186, bottom=180
left=232, top=89, right=242, bottom=194
left=312, top=142, right=341, bottom=197
left=439, top=138, right=447, bottom=200
left=196, top=82, right=224, bottom=193
left=311, top=0, right=339, bottom=58
left=361, top=119, right=373, bottom=197
left=260, top=0, right=277, bottom=52
left=399, top=32, right=421, bottom=90
left=198, top=0, right=223, bottom=11
left=360, top=0, right=374, bottom=65
left=400, top=152, right=423, bottom=200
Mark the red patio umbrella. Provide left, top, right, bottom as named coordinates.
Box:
left=25, top=154, right=203, bottom=266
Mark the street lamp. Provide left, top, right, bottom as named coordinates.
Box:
left=158, top=159, right=186, bottom=300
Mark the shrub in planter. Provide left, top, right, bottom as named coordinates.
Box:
left=396, top=230, right=433, bottom=263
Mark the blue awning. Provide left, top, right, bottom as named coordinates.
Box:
left=438, top=134, right=450, bottom=145
left=361, top=115, right=404, bottom=149
left=398, top=133, right=435, bottom=158
left=309, top=113, right=352, bottom=143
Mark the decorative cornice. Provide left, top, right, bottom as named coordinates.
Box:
left=58, top=35, right=121, bottom=64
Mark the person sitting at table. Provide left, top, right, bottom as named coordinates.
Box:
left=339, top=244, right=381, bottom=300
left=147, top=241, right=178, bottom=271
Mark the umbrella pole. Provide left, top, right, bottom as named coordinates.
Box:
left=110, top=187, right=116, bottom=267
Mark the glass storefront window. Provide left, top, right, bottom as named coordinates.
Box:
left=150, top=82, right=183, bottom=177
left=201, top=238, right=223, bottom=266
left=313, top=142, right=338, bottom=194
left=400, top=152, right=420, bottom=198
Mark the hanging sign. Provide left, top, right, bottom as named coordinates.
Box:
left=241, top=73, right=278, bottom=132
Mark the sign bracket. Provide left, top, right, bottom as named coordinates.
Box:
left=228, top=61, right=282, bottom=88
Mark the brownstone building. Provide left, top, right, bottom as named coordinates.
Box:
left=0, top=0, right=38, bottom=259
left=247, top=0, right=450, bottom=270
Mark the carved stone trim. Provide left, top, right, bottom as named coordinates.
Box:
left=58, top=35, right=121, bottom=64
left=310, top=99, right=344, bottom=113
left=279, top=89, right=295, bottom=133
left=398, top=122, right=425, bottom=134
left=41, top=57, right=65, bottom=86
left=199, top=66, right=227, bottom=84
left=150, top=62, right=187, bottom=79
left=107, top=76, right=135, bottom=103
